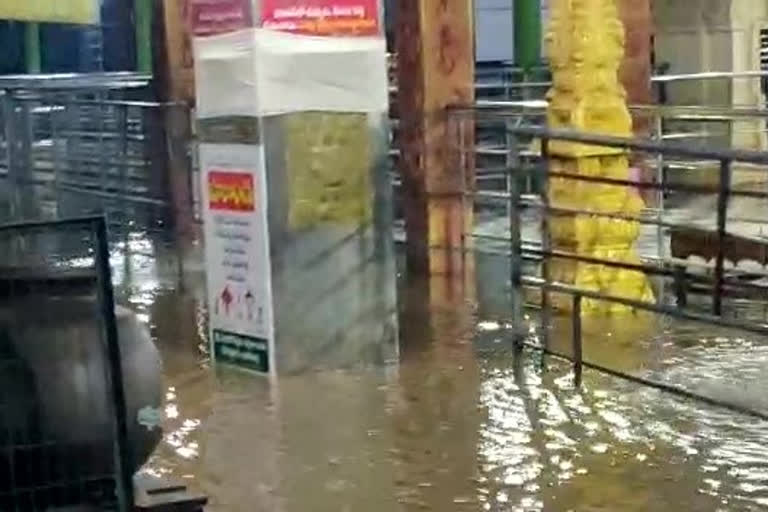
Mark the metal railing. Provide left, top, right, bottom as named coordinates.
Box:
left=390, top=71, right=768, bottom=206
left=0, top=77, right=193, bottom=233
left=387, top=59, right=768, bottom=103
left=449, top=106, right=768, bottom=419
left=0, top=74, right=196, bottom=285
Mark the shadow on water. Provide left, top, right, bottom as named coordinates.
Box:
left=117, top=238, right=768, bottom=512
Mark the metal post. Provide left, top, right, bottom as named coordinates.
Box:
left=506, top=119, right=515, bottom=223
left=540, top=137, right=551, bottom=356
left=713, top=158, right=731, bottom=316
left=18, top=99, right=33, bottom=220
left=93, top=217, right=135, bottom=512
left=2, top=92, right=16, bottom=181
left=571, top=294, right=583, bottom=388
left=509, top=133, right=523, bottom=346
left=674, top=264, right=688, bottom=308
left=654, top=112, right=665, bottom=261
left=118, top=105, right=132, bottom=282
left=653, top=112, right=667, bottom=304
left=51, top=94, right=63, bottom=218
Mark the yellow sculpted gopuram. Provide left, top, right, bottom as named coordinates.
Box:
left=545, top=0, right=654, bottom=314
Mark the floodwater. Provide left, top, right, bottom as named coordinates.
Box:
left=113, top=236, right=768, bottom=512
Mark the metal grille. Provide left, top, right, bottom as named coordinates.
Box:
left=0, top=74, right=194, bottom=244
left=0, top=216, right=132, bottom=511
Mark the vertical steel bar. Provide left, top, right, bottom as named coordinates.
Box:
left=572, top=294, right=583, bottom=387
left=540, top=137, right=552, bottom=358
left=118, top=105, right=132, bottom=282
left=713, top=158, right=731, bottom=316
left=674, top=264, right=688, bottom=308
left=506, top=119, right=514, bottom=221
left=509, top=132, right=523, bottom=345
left=98, top=99, right=109, bottom=216
left=2, top=93, right=23, bottom=260
left=654, top=112, right=665, bottom=263
left=1, top=92, right=15, bottom=183
left=19, top=100, right=33, bottom=220
left=93, top=217, right=134, bottom=512
left=51, top=94, right=63, bottom=218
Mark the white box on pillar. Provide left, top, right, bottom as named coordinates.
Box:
left=194, top=27, right=397, bottom=376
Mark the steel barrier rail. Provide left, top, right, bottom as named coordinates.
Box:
left=446, top=112, right=768, bottom=419
left=482, top=124, right=768, bottom=164
left=0, top=72, right=152, bottom=91
left=475, top=99, right=768, bottom=118
left=388, top=68, right=768, bottom=97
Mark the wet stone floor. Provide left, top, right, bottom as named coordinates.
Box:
left=113, top=238, right=768, bottom=512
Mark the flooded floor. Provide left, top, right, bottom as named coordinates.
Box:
left=113, top=237, right=768, bottom=512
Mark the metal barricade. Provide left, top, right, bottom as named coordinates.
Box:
left=390, top=71, right=768, bottom=221
left=450, top=106, right=768, bottom=420
left=0, top=74, right=195, bottom=248
left=0, top=216, right=132, bottom=511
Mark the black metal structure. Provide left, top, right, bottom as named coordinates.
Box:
left=0, top=215, right=133, bottom=511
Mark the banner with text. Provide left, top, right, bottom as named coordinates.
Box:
left=261, top=0, right=380, bottom=37
left=200, top=142, right=274, bottom=375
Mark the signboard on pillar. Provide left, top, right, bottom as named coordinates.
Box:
left=188, top=0, right=254, bottom=37
left=0, top=0, right=99, bottom=23
left=200, top=142, right=275, bottom=375
left=261, top=0, right=380, bottom=36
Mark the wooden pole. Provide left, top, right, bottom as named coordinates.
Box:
left=156, top=0, right=195, bottom=103
left=395, top=1, right=475, bottom=286
left=153, top=0, right=197, bottom=265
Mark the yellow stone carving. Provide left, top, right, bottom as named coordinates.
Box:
left=545, top=0, right=654, bottom=315
left=284, top=112, right=372, bottom=230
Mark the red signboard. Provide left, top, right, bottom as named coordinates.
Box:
left=208, top=171, right=255, bottom=212
left=188, top=0, right=253, bottom=37
left=261, top=0, right=380, bottom=37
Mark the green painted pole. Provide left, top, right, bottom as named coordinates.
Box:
left=134, top=0, right=153, bottom=73
left=513, top=0, right=541, bottom=71
left=25, top=23, right=41, bottom=74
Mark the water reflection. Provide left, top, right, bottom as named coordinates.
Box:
left=115, top=236, right=768, bottom=511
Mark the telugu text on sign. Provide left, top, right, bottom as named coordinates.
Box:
left=188, top=0, right=253, bottom=37
left=261, top=0, right=379, bottom=37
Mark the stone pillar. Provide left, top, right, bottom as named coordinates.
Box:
left=546, top=0, right=654, bottom=314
